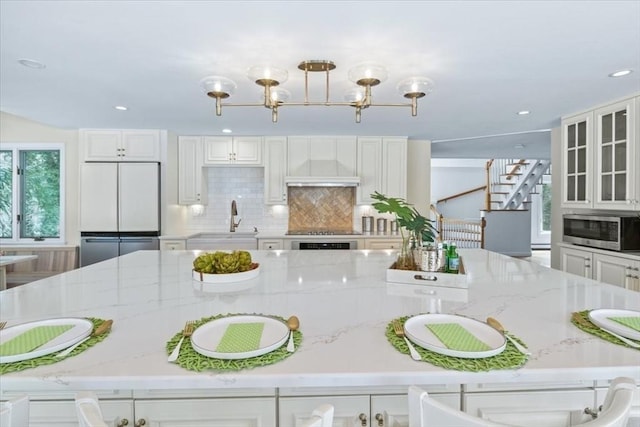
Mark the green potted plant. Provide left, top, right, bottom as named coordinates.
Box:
left=370, top=191, right=437, bottom=270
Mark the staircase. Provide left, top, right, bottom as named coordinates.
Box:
left=486, top=159, right=551, bottom=211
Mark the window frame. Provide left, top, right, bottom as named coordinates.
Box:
left=0, top=142, right=66, bottom=244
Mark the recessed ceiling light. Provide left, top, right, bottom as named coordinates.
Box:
left=114, top=105, right=128, bottom=111
left=222, top=128, right=232, bottom=133
left=517, top=110, right=530, bottom=115
left=514, top=144, right=525, bottom=149
left=609, top=69, right=632, bottom=78
left=17, top=58, right=46, bottom=69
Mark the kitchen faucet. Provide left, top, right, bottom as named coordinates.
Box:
left=230, top=200, right=241, bottom=232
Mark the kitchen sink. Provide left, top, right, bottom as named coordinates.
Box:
left=189, top=232, right=258, bottom=239
left=186, top=232, right=258, bottom=250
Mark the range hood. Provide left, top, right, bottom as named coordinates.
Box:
left=284, top=176, right=360, bottom=187
left=285, top=159, right=360, bottom=187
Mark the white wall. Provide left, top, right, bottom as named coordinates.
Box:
left=0, top=112, right=80, bottom=245
left=430, top=159, right=486, bottom=219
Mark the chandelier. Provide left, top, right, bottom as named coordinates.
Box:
left=200, top=60, right=434, bottom=123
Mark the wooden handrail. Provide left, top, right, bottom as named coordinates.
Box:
left=437, top=185, right=486, bottom=204
left=505, top=159, right=527, bottom=181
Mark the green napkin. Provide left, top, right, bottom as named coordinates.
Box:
left=426, top=323, right=491, bottom=352
left=608, top=316, right=640, bottom=332
left=216, top=322, right=265, bottom=353
left=0, top=325, right=74, bottom=356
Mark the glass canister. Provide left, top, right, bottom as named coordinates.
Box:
left=421, top=244, right=439, bottom=272
left=390, top=220, right=398, bottom=234
left=376, top=218, right=388, bottom=233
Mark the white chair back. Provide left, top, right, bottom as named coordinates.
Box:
left=300, top=403, right=334, bottom=427
left=0, top=395, right=30, bottom=427
left=409, top=377, right=637, bottom=427
left=409, top=385, right=504, bottom=427
left=75, top=391, right=108, bottom=427
left=579, top=377, right=635, bottom=427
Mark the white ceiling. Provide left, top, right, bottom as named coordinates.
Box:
left=1, top=1, right=639, bottom=159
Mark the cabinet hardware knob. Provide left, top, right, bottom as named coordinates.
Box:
left=134, top=419, right=146, bottom=427
left=117, top=419, right=129, bottom=427
left=358, top=413, right=368, bottom=426
left=375, top=412, right=385, bottom=426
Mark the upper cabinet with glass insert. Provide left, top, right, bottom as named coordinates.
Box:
left=562, top=112, right=593, bottom=208
left=561, top=94, right=639, bottom=211
left=594, top=98, right=637, bottom=210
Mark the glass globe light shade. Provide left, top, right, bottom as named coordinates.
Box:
left=348, top=62, right=388, bottom=86
left=199, top=76, right=236, bottom=97
left=247, top=65, right=288, bottom=86
left=266, top=87, right=291, bottom=103
left=344, top=87, right=366, bottom=103
left=397, top=76, right=434, bottom=98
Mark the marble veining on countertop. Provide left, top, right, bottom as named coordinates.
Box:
left=0, top=249, right=638, bottom=393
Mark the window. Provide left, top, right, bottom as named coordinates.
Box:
left=0, top=144, right=64, bottom=242
left=541, top=183, right=552, bottom=232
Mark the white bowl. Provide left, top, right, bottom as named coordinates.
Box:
left=192, top=263, right=260, bottom=283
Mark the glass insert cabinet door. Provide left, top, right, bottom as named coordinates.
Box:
left=563, top=112, right=593, bottom=207
left=595, top=98, right=637, bottom=209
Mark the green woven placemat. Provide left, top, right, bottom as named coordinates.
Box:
left=387, top=316, right=529, bottom=372
left=166, top=313, right=302, bottom=372
left=0, top=318, right=111, bottom=375
left=571, top=310, right=640, bottom=350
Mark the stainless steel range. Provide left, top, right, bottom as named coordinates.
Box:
left=287, top=230, right=361, bottom=250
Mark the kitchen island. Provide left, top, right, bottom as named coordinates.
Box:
left=0, top=249, right=638, bottom=426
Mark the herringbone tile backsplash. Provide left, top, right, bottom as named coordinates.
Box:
left=288, top=187, right=354, bottom=232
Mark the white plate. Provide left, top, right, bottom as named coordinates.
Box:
left=192, top=263, right=260, bottom=283
left=588, top=309, right=640, bottom=341
left=190, top=315, right=289, bottom=360
left=404, top=314, right=506, bottom=359
left=0, top=318, right=94, bottom=364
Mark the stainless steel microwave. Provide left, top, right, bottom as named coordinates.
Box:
left=563, top=214, right=640, bottom=251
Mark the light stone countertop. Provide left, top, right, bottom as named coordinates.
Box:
left=0, top=249, right=638, bottom=394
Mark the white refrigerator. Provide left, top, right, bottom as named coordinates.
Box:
left=80, top=162, right=160, bottom=266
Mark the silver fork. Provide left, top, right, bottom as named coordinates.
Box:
left=167, top=321, right=195, bottom=363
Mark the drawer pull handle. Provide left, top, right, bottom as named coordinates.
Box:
left=135, top=419, right=146, bottom=427
left=117, top=419, right=129, bottom=427
left=414, top=274, right=438, bottom=282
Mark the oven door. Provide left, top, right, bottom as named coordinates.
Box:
left=290, top=240, right=358, bottom=250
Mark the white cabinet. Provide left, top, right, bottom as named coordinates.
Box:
left=81, top=129, right=161, bottom=161
left=365, top=238, right=404, bottom=250
left=593, top=252, right=640, bottom=290
left=29, top=399, right=133, bottom=427
left=357, top=137, right=407, bottom=204
left=287, top=136, right=357, bottom=177
left=561, top=112, right=593, bottom=208
left=594, top=97, right=639, bottom=210
left=264, top=136, right=288, bottom=204
left=160, top=239, right=186, bottom=251
left=561, top=94, right=639, bottom=210
left=464, top=389, right=595, bottom=426
left=259, top=239, right=284, bottom=250
left=560, top=244, right=640, bottom=290
left=279, top=393, right=456, bottom=427
left=178, top=136, right=208, bottom=205
left=560, top=246, right=593, bottom=278
left=202, top=136, right=263, bottom=165
left=80, top=163, right=159, bottom=232
left=134, top=397, right=276, bottom=426
left=382, top=137, right=408, bottom=200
